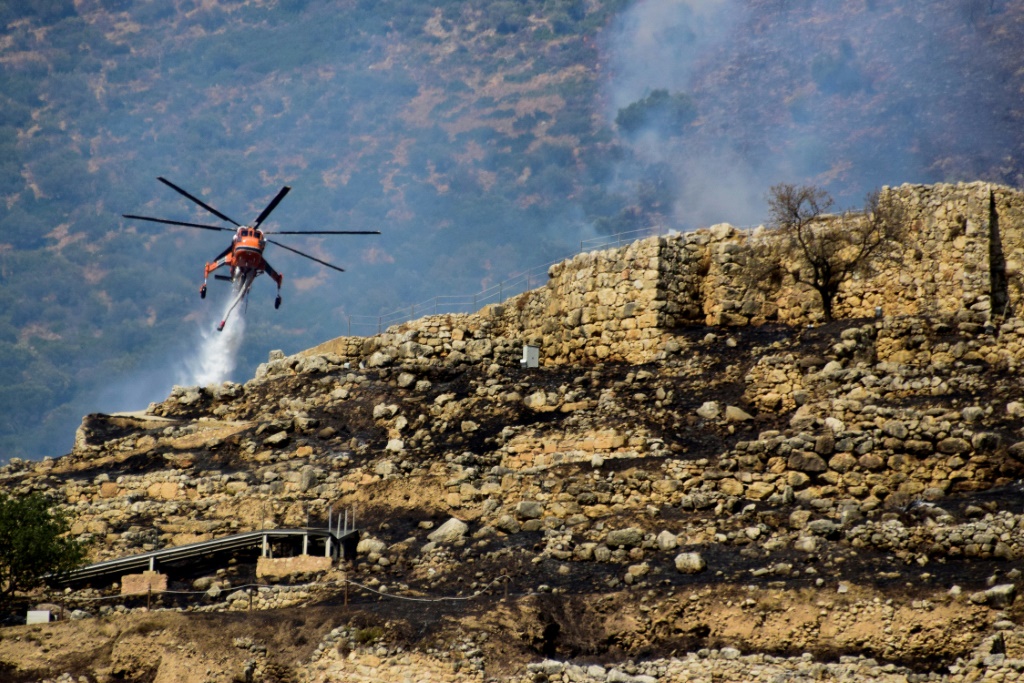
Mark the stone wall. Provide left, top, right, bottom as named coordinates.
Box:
left=833, top=182, right=996, bottom=321
left=297, top=182, right=1024, bottom=369
left=993, top=185, right=1024, bottom=317
left=695, top=182, right=1023, bottom=327
left=256, top=554, right=332, bottom=581
left=494, top=237, right=667, bottom=364
left=120, top=571, right=167, bottom=596
left=299, top=311, right=520, bottom=370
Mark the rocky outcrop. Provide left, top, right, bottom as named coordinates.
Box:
left=2, top=182, right=1024, bottom=682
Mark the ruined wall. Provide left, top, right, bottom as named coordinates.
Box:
left=120, top=571, right=167, bottom=596
left=993, top=185, right=1024, bottom=318
left=495, top=238, right=665, bottom=364
left=695, top=182, right=1020, bottom=327
left=303, top=237, right=682, bottom=367
left=491, top=227, right=747, bottom=363
left=299, top=311, right=520, bottom=369
left=679, top=182, right=1024, bottom=329
left=834, top=182, right=996, bottom=321
left=256, top=554, right=332, bottom=581
left=298, top=182, right=1024, bottom=369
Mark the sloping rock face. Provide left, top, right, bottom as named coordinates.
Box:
left=2, top=183, right=1024, bottom=682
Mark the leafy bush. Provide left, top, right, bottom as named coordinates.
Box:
left=0, top=492, right=87, bottom=613
left=615, top=89, right=696, bottom=135
left=353, top=626, right=384, bottom=644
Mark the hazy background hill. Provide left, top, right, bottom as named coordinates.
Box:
left=2, top=0, right=1023, bottom=462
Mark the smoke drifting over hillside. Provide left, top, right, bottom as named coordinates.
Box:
left=602, top=0, right=1022, bottom=227
left=90, top=302, right=246, bottom=425
left=4, top=0, right=1024, bottom=462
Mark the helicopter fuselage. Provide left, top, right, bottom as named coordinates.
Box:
left=230, top=227, right=267, bottom=270
left=123, top=177, right=379, bottom=332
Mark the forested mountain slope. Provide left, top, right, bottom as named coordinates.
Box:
left=2, top=0, right=1024, bottom=460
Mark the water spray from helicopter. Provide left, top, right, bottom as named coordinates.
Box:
left=115, top=178, right=382, bottom=400
left=178, top=288, right=248, bottom=388
left=179, top=272, right=257, bottom=391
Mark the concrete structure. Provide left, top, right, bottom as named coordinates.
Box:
left=58, top=527, right=358, bottom=586
left=121, top=570, right=167, bottom=595
left=256, top=554, right=333, bottom=581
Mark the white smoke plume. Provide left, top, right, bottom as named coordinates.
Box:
left=601, top=0, right=765, bottom=228
left=89, top=293, right=246, bottom=423
left=604, top=0, right=738, bottom=113
left=600, top=0, right=1018, bottom=228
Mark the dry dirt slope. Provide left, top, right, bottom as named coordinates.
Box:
left=1, top=314, right=1024, bottom=682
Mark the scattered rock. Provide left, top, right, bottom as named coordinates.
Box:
left=427, top=518, right=469, bottom=543
left=516, top=501, right=544, bottom=520
left=606, top=527, right=643, bottom=548
left=696, top=401, right=720, bottom=419
left=674, top=552, right=706, bottom=574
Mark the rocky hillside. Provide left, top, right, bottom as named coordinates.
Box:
left=8, top=0, right=1024, bottom=462
left=2, top=184, right=1024, bottom=681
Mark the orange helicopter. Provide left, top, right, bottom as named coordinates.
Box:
left=124, top=177, right=379, bottom=331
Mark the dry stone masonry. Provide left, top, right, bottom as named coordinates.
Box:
left=305, top=181, right=1024, bottom=368
left=1, top=182, right=1024, bottom=682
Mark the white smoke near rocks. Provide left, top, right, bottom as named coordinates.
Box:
left=603, top=0, right=738, bottom=114
left=601, top=0, right=759, bottom=226
left=600, top=0, right=1017, bottom=228
left=90, top=294, right=246, bottom=422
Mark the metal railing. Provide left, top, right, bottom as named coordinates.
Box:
left=55, top=527, right=359, bottom=584
left=579, top=226, right=669, bottom=251
left=343, top=254, right=572, bottom=336
left=338, top=223, right=757, bottom=337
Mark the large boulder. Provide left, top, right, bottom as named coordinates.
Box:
left=606, top=527, right=643, bottom=548
left=357, top=537, right=387, bottom=555
left=696, top=401, right=720, bottom=419
left=516, top=501, right=544, bottom=520
left=428, top=517, right=469, bottom=543
left=788, top=451, right=827, bottom=472
left=674, top=552, right=706, bottom=574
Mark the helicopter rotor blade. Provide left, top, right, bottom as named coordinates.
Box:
left=266, top=238, right=346, bottom=273
left=252, top=186, right=291, bottom=228
left=157, top=177, right=241, bottom=226
left=264, top=230, right=381, bottom=235
left=122, top=214, right=236, bottom=232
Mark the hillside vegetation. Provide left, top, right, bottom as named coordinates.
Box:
left=3, top=0, right=1024, bottom=459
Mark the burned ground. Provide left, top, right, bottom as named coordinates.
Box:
left=3, top=315, right=1024, bottom=681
